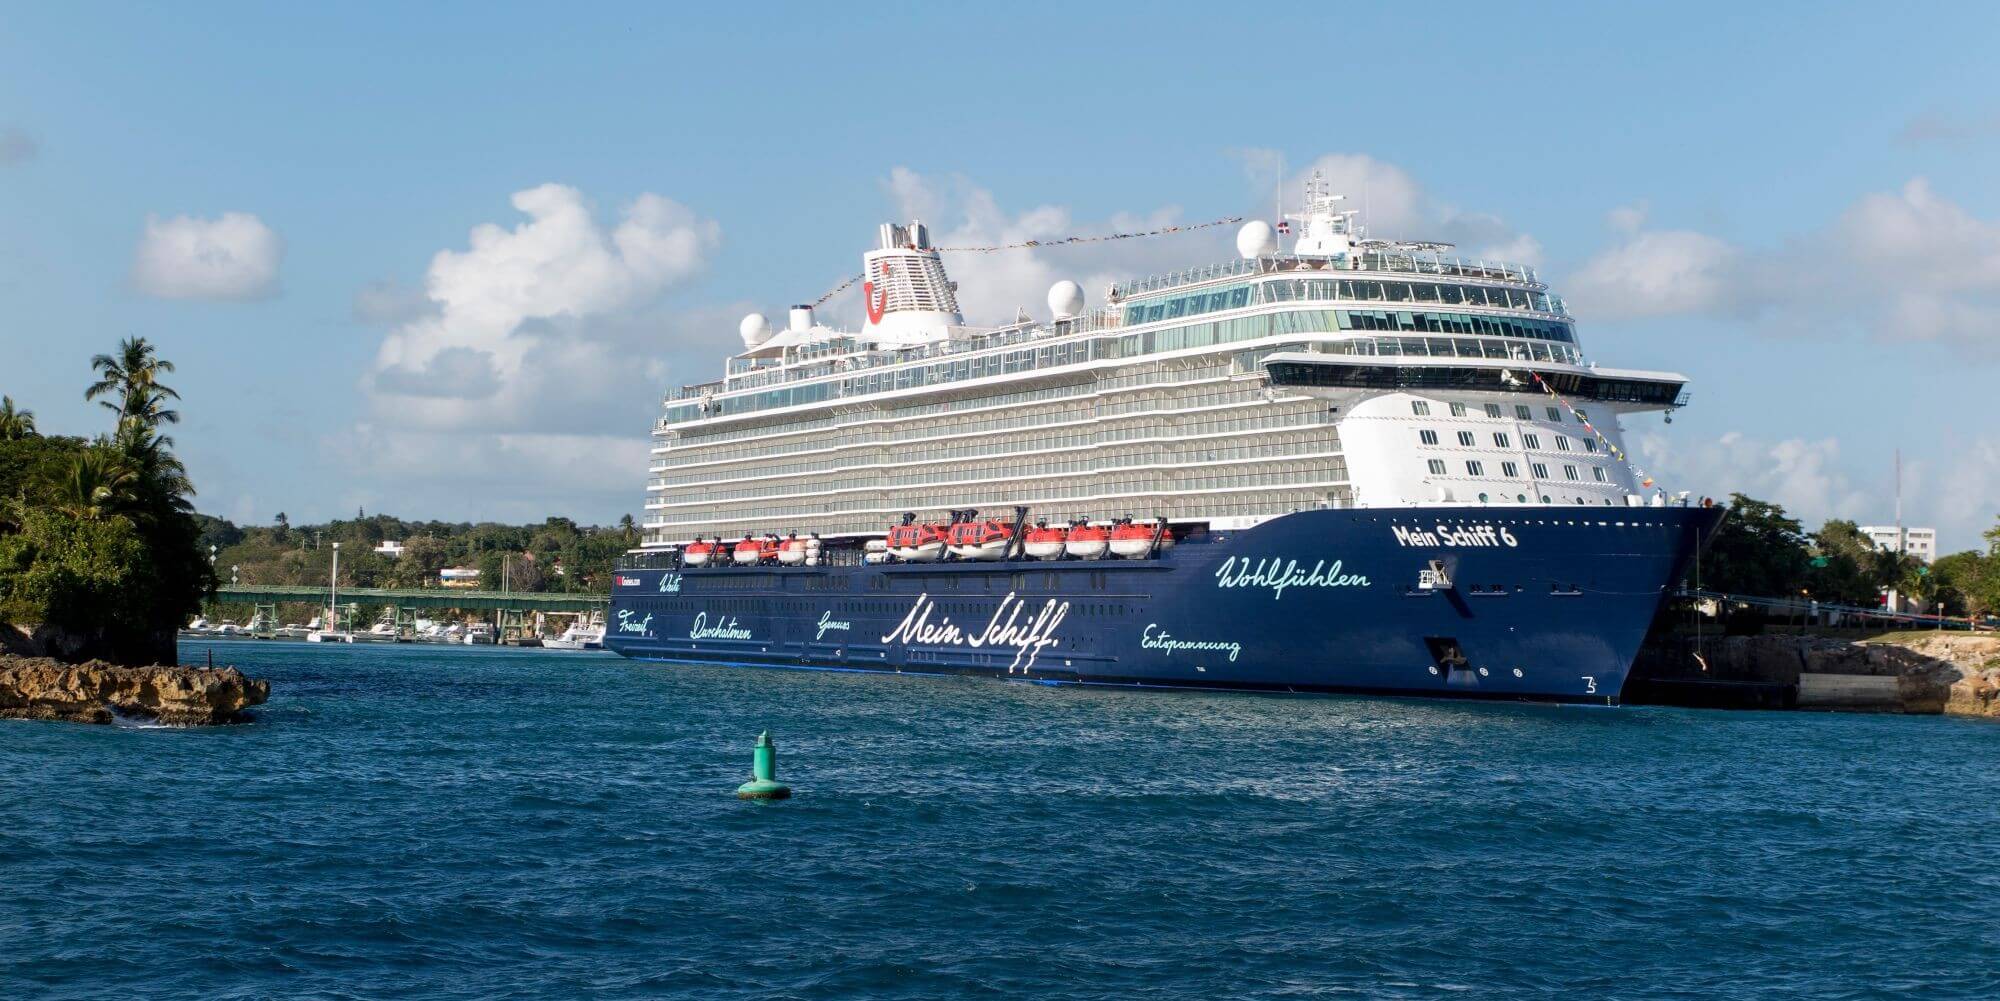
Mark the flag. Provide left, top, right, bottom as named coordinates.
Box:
left=1276, top=220, right=1291, bottom=234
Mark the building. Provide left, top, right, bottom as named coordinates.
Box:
left=373, top=540, right=405, bottom=558
left=439, top=567, right=481, bottom=588
left=1859, top=525, right=1936, bottom=563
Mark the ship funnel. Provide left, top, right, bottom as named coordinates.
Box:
left=789, top=305, right=815, bottom=332
left=861, top=219, right=963, bottom=346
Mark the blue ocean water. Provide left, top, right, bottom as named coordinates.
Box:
left=3, top=643, right=1997, bottom=999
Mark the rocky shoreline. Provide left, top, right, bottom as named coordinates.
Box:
left=0, top=655, right=269, bottom=725
left=1631, top=632, right=2000, bottom=718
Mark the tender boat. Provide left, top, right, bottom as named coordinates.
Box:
left=683, top=540, right=715, bottom=567
left=947, top=516, right=1014, bottom=561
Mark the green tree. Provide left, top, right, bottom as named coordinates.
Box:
left=85, top=336, right=179, bottom=427
left=1700, top=494, right=1812, bottom=597
left=1806, top=519, right=1884, bottom=605
left=1931, top=550, right=1990, bottom=619
left=0, top=396, right=36, bottom=441
left=50, top=450, right=137, bottom=521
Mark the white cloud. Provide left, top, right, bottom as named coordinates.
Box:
left=1630, top=429, right=1873, bottom=529
left=1568, top=229, right=1739, bottom=320
left=367, top=182, right=719, bottom=427
left=1896, top=110, right=2000, bottom=146
left=348, top=183, right=725, bottom=516
left=0, top=127, right=35, bottom=165
left=132, top=211, right=283, bottom=301
left=871, top=166, right=1215, bottom=326
left=1568, top=178, right=2000, bottom=351
left=1607, top=202, right=1649, bottom=235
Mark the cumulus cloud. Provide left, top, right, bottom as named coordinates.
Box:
left=1569, top=178, right=2000, bottom=352
left=132, top=211, right=283, bottom=300
left=870, top=166, right=1217, bottom=326
left=870, top=153, right=1542, bottom=329
left=1631, top=430, right=1873, bottom=528
left=348, top=183, right=725, bottom=514
left=367, top=182, right=719, bottom=427
left=1568, top=229, right=1740, bottom=320
left=0, top=128, right=35, bottom=165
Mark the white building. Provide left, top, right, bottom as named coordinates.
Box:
left=373, top=540, right=406, bottom=558
left=1859, top=525, right=1936, bottom=563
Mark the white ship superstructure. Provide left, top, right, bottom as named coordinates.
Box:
left=640, top=176, right=1688, bottom=548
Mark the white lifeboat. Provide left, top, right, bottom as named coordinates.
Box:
left=1064, top=522, right=1109, bottom=560
left=1023, top=523, right=1067, bottom=560
left=683, top=540, right=715, bottom=567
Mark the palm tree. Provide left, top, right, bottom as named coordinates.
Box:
left=0, top=395, right=35, bottom=440
left=85, top=336, right=179, bottom=427
left=111, top=422, right=196, bottom=512
left=53, top=450, right=138, bottom=521
left=618, top=513, right=637, bottom=542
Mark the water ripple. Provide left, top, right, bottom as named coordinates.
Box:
left=0, top=643, right=1996, bottom=999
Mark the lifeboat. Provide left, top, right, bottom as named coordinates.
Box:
left=1064, top=521, right=1109, bottom=560
left=1023, top=522, right=1068, bottom=560
left=732, top=536, right=777, bottom=565
left=887, top=521, right=948, bottom=562
left=947, top=518, right=1015, bottom=561
left=683, top=539, right=714, bottom=567
left=1109, top=520, right=1173, bottom=558
left=776, top=535, right=808, bottom=566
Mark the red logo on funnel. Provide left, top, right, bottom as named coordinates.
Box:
left=864, top=281, right=888, bottom=325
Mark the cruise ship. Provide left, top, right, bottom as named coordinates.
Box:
left=606, top=176, right=1723, bottom=704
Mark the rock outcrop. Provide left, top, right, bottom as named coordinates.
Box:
left=1634, top=632, right=2000, bottom=717
left=0, top=655, right=269, bottom=725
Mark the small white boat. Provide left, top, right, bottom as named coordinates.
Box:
left=463, top=623, right=497, bottom=645
left=178, top=616, right=214, bottom=638
left=351, top=620, right=399, bottom=643
left=543, top=618, right=606, bottom=651
left=306, top=630, right=355, bottom=644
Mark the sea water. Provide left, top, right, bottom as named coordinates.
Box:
left=2, top=641, right=1996, bottom=999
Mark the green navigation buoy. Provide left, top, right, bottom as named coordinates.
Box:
left=735, top=731, right=792, bottom=800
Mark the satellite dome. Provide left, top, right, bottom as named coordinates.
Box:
left=738, top=313, right=773, bottom=349
left=1046, top=280, right=1085, bottom=320
left=1236, top=220, right=1279, bottom=259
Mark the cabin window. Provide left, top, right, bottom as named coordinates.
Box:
left=1419, top=429, right=1439, bottom=445
left=1411, top=401, right=1431, bottom=416
left=1466, top=461, right=1485, bottom=476
left=1556, top=435, right=1570, bottom=451
left=1484, top=403, right=1502, bottom=418
left=1524, top=433, right=1541, bottom=449
left=1547, top=406, right=1563, bottom=422
left=1583, top=439, right=1597, bottom=453
left=1532, top=462, right=1549, bottom=478
left=1427, top=459, right=1447, bottom=475
left=1457, top=431, right=1475, bottom=446
left=1494, top=433, right=1511, bottom=448
left=1564, top=464, right=1580, bottom=480
left=1516, top=405, right=1532, bottom=420
left=1449, top=402, right=1468, bottom=417
left=1502, top=461, right=1520, bottom=477
left=1593, top=467, right=1608, bottom=482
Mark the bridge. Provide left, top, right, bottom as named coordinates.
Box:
left=209, top=585, right=608, bottom=641
left=213, top=584, right=608, bottom=612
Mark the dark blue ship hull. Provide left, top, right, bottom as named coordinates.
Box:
left=606, top=506, right=1723, bottom=705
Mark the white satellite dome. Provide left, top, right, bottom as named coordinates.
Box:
left=738, top=313, right=773, bottom=349
left=1236, top=220, right=1278, bottom=259
left=1046, top=280, right=1085, bottom=320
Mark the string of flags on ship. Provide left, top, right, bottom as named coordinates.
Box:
left=1528, top=371, right=1658, bottom=491
left=809, top=216, right=1245, bottom=307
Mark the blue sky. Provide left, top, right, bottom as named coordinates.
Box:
left=4, top=2, right=1999, bottom=548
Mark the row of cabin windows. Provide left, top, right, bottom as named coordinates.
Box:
left=1411, top=400, right=1586, bottom=425
left=1427, top=459, right=1609, bottom=483
left=1416, top=428, right=1597, bottom=453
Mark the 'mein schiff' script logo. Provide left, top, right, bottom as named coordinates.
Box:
left=880, top=592, right=1068, bottom=673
